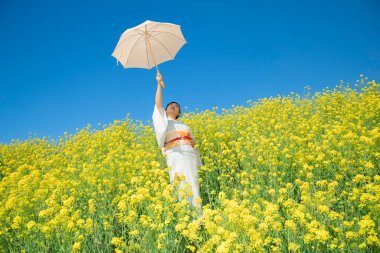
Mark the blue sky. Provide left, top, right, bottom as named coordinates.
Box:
left=1, top=0, right=379, bottom=144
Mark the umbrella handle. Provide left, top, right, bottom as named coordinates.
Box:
left=159, top=79, right=165, bottom=88
left=156, top=68, right=165, bottom=88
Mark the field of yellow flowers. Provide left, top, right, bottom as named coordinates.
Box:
left=1, top=76, right=379, bottom=252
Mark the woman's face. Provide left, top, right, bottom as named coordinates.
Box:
left=166, top=103, right=180, bottom=118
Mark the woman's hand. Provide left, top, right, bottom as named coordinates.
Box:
left=156, top=72, right=165, bottom=88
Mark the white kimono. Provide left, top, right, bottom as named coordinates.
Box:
left=152, top=104, right=203, bottom=218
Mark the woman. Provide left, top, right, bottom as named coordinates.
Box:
left=152, top=72, right=203, bottom=219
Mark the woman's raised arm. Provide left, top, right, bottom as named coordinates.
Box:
left=155, top=72, right=164, bottom=111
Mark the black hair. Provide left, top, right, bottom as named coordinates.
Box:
left=165, top=101, right=181, bottom=119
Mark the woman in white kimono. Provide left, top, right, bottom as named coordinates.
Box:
left=152, top=72, right=203, bottom=219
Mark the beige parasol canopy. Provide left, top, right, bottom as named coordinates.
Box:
left=111, top=20, right=187, bottom=87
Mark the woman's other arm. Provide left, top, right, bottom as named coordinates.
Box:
left=155, top=72, right=164, bottom=111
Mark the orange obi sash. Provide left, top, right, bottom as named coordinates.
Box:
left=164, top=132, right=194, bottom=150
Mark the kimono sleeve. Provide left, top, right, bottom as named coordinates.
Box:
left=152, top=104, right=168, bottom=148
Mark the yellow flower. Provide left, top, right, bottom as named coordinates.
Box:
left=173, top=177, right=180, bottom=187
left=118, top=200, right=127, bottom=212
left=129, top=229, right=139, bottom=236
left=318, top=205, right=329, bottom=214
left=284, top=220, right=297, bottom=231
left=186, top=245, right=196, bottom=252
left=175, top=222, right=187, bottom=232
left=88, top=199, right=95, bottom=214
left=288, top=242, right=300, bottom=252
left=76, top=219, right=85, bottom=228
left=11, top=216, right=22, bottom=229
left=26, top=220, right=36, bottom=230
left=304, top=233, right=313, bottom=244
left=111, top=237, right=122, bottom=247
left=72, top=242, right=81, bottom=251
left=186, top=189, right=193, bottom=197
left=84, top=218, right=93, bottom=232
left=364, top=161, right=374, bottom=169
left=345, top=231, right=356, bottom=240
left=67, top=221, right=75, bottom=230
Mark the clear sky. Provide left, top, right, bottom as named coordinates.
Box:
left=1, top=0, right=379, bottom=144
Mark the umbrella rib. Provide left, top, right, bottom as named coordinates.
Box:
left=147, top=23, right=161, bottom=32
left=149, top=30, right=187, bottom=43
left=138, top=24, right=185, bottom=42
left=145, top=24, right=171, bottom=63
left=135, top=28, right=146, bottom=34
left=144, top=37, right=152, bottom=68
left=148, top=36, right=174, bottom=59
left=114, top=32, right=141, bottom=48
left=135, top=23, right=159, bottom=35
left=123, top=35, right=145, bottom=68
left=148, top=23, right=187, bottom=42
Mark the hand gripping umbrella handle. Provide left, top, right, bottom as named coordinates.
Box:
left=156, top=69, right=165, bottom=88
left=159, top=78, right=165, bottom=88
